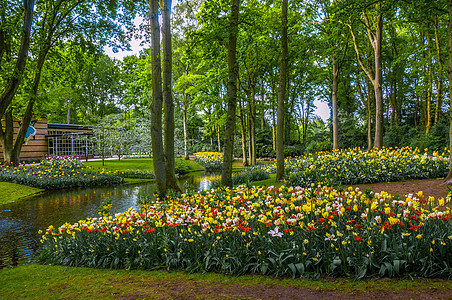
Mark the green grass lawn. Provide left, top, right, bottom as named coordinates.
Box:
left=182, top=159, right=205, bottom=172
left=85, top=158, right=204, bottom=173
left=249, top=173, right=286, bottom=187
left=1, top=264, right=451, bottom=299
left=0, top=182, right=43, bottom=205
left=85, top=158, right=156, bottom=172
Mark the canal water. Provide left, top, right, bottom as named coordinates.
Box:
left=0, top=171, right=220, bottom=268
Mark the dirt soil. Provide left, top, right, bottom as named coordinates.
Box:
left=112, top=276, right=452, bottom=300
left=355, top=178, right=452, bottom=200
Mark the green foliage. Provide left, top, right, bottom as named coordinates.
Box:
left=174, top=158, right=193, bottom=175
left=98, top=197, right=113, bottom=217
left=212, top=167, right=270, bottom=188
left=119, top=170, right=155, bottom=179
left=284, top=146, right=303, bottom=158
left=384, top=119, right=450, bottom=152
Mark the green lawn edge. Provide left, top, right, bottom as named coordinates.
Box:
left=1, top=264, right=451, bottom=299
left=248, top=174, right=285, bottom=188
left=85, top=158, right=205, bottom=174
left=0, top=182, right=44, bottom=205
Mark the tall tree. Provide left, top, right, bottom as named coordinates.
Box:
left=149, top=0, right=167, bottom=194
left=161, top=0, right=179, bottom=191
left=0, top=0, right=137, bottom=163
left=345, top=1, right=384, bottom=149
left=221, top=0, right=239, bottom=187
left=276, top=0, right=288, bottom=182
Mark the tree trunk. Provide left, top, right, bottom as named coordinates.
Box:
left=221, top=0, right=239, bottom=187
left=183, top=65, right=190, bottom=160
left=246, top=86, right=256, bottom=165
left=272, top=106, right=276, bottom=152
left=349, top=10, right=383, bottom=149
left=367, top=90, right=373, bottom=151
left=66, top=98, right=72, bottom=124
left=149, top=0, right=167, bottom=195
left=0, top=0, right=34, bottom=119
left=332, top=51, right=339, bottom=150
left=183, top=93, right=189, bottom=160
left=217, top=125, right=221, bottom=152
left=2, top=33, right=50, bottom=164
left=426, top=24, right=433, bottom=134
left=0, top=111, right=15, bottom=163
left=435, top=16, right=443, bottom=124
left=373, top=13, right=383, bottom=149
left=161, top=0, right=179, bottom=192
left=445, top=0, right=452, bottom=183
left=276, top=0, right=288, bottom=182
left=238, top=98, right=248, bottom=166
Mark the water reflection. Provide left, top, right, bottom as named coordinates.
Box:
left=178, top=171, right=220, bottom=191
left=0, top=172, right=218, bottom=268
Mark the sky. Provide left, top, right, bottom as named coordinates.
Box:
left=104, top=16, right=331, bottom=123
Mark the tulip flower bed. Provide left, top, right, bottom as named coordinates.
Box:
left=40, top=154, right=84, bottom=170
left=38, top=185, right=452, bottom=279
left=193, top=152, right=223, bottom=171
left=0, top=163, right=123, bottom=190
left=257, top=147, right=448, bottom=187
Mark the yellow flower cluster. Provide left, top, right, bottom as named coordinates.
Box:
left=193, top=152, right=224, bottom=170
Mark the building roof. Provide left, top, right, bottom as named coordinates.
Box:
left=47, top=123, right=93, bottom=131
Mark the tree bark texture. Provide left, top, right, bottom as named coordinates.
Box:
left=161, top=0, right=179, bottom=192
left=426, top=25, right=433, bottom=134
left=445, top=0, right=452, bottom=183
left=332, top=52, right=339, bottom=150
left=238, top=99, right=248, bottom=166
left=0, top=111, right=15, bottom=163
left=221, top=0, right=239, bottom=187
left=183, top=93, right=189, bottom=160
left=435, top=16, right=443, bottom=124
left=276, top=0, right=288, bottom=182
left=373, top=13, right=384, bottom=149
left=183, top=65, right=190, bottom=160
left=149, top=0, right=167, bottom=195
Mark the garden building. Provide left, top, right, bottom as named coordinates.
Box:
left=0, top=117, right=93, bottom=162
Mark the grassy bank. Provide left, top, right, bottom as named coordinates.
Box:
left=1, top=265, right=451, bottom=299
left=85, top=158, right=155, bottom=172
left=0, top=182, right=43, bottom=205
left=85, top=158, right=204, bottom=173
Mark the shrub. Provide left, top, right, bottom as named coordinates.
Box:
left=211, top=167, right=270, bottom=188
left=175, top=158, right=192, bottom=175
left=119, top=170, right=155, bottom=179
